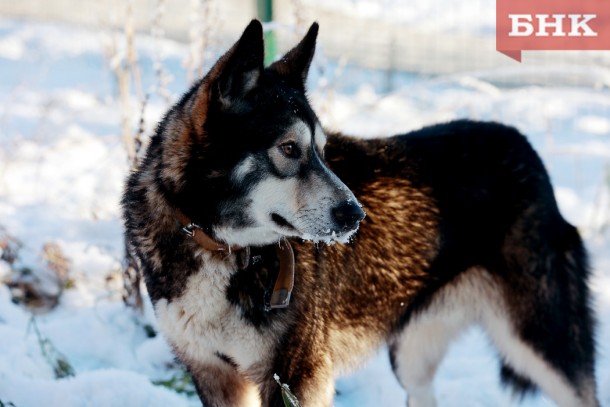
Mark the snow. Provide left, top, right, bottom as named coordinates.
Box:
left=307, top=0, right=496, bottom=34
left=576, top=116, right=610, bottom=136
left=0, top=17, right=609, bottom=407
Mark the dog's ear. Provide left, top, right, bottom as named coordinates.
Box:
left=210, top=20, right=264, bottom=108
left=269, top=22, right=318, bottom=90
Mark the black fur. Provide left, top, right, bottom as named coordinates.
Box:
left=226, top=245, right=288, bottom=327
left=500, top=364, right=537, bottom=397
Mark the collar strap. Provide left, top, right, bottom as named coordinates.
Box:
left=268, top=238, right=295, bottom=309
left=175, top=209, right=295, bottom=309
left=176, top=210, right=239, bottom=252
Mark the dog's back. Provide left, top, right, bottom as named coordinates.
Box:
left=300, top=120, right=598, bottom=406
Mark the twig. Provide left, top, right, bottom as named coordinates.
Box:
left=184, top=0, right=214, bottom=84
left=28, top=316, right=75, bottom=379
left=151, top=0, right=173, bottom=105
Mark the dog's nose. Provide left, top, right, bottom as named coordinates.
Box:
left=332, top=201, right=365, bottom=231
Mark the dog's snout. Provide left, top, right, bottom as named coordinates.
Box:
left=332, top=201, right=365, bottom=231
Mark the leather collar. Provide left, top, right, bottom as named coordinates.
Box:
left=176, top=210, right=295, bottom=309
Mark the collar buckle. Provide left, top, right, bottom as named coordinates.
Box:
left=181, top=223, right=199, bottom=238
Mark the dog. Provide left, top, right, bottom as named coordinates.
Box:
left=122, top=20, right=599, bottom=407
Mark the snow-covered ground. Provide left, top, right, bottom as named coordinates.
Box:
left=0, top=18, right=609, bottom=407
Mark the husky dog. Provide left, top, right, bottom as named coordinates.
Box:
left=122, top=20, right=598, bottom=407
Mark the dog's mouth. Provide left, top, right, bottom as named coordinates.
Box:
left=270, top=212, right=360, bottom=244
left=302, top=226, right=359, bottom=245
left=271, top=213, right=298, bottom=233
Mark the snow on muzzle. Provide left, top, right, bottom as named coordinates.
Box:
left=295, top=156, right=366, bottom=244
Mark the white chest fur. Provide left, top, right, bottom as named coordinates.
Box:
left=154, top=256, right=274, bottom=371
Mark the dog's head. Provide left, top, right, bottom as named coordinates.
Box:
left=160, top=20, right=364, bottom=247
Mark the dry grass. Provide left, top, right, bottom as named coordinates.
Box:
left=29, top=316, right=75, bottom=379
left=0, top=226, right=21, bottom=266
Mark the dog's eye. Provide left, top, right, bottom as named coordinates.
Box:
left=280, top=142, right=300, bottom=159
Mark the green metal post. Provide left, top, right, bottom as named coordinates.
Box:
left=257, top=0, right=276, bottom=65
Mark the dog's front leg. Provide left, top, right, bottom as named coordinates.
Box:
left=187, top=362, right=261, bottom=407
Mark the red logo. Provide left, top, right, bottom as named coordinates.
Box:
left=496, top=0, right=610, bottom=61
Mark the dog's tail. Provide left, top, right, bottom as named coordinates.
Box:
left=499, top=363, right=537, bottom=398
left=498, top=216, right=598, bottom=404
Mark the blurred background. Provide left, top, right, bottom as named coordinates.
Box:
left=0, top=1, right=609, bottom=406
